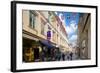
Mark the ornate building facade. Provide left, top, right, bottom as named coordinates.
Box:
left=22, top=10, right=69, bottom=62
left=77, top=13, right=91, bottom=59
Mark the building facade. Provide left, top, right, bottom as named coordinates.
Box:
left=77, top=13, right=91, bottom=59
left=22, top=10, right=69, bottom=62
left=48, top=12, right=69, bottom=53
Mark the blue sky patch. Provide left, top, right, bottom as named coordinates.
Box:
left=56, top=12, right=80, bottom=46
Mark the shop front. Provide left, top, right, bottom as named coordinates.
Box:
left=22, top=32, right=43, bottom=62
left=39, top=40, right=56, bottom=61
left=23, top=31, right=58, bottom=62
left=23, top=37, right=42, bottom=62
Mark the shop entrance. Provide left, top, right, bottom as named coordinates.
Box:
left=23, top=37, right=41, bottom=62
left=34, top=48, right=39, bottom=61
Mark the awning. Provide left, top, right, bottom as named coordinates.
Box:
left=23, top=33, right=39, bottom=41
left=39, top=40, right=55, bottom=49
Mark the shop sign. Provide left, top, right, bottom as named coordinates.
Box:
left=47, top=30, right=51, bottom=40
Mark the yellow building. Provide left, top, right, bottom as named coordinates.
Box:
left=77, top=13, right=91, bottom=59
left=22, top=10, right=69, bottom=62
left=22, top=10, right=50, bottom=62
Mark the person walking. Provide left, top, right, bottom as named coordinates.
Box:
left=70, top=52, right=73, bottom=60
left=62, top=53, right=65, bottom=61
left=40, top=51, right=45, bottom=61
left=55, top=48, right=61, bottom=61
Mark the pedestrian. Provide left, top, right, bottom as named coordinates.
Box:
left=51, top=48, right=55, bottom=61
left=55, top=48, right=61, bottom=61
left=40, top=51, right=44, bottom=61
left=67, top=55, right=70, bottom=60
left=70, top=52, right=73, bottom=60
left=62, top=53, right=65, bottom=61
left=58, top=49, right=61, bottom=61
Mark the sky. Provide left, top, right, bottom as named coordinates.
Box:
left=56, top=12, right=80, bottom=47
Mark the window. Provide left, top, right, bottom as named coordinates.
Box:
left=29, top=11, right=37, bottom=29
left=57, top=34, right=58, bottom=43
left=41, top=19, right=46, bottom=35
left=48, top=25, right=51, bottom=30
left=48, top=12, right=55, bottom=22
left=53, top=31, right=56, bottom=42
left=82, top=40, right=86, bottom=48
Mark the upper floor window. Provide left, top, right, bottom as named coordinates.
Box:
left=41, top=18, right=46, bottom=35
left=48, top=25, right=51, bottom=30
left=29, top=11, right=37, bottom=29
left=53, top=31, right=56, bottom=41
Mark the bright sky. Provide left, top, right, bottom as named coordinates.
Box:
left=56, top=12, right=80, bottom=47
